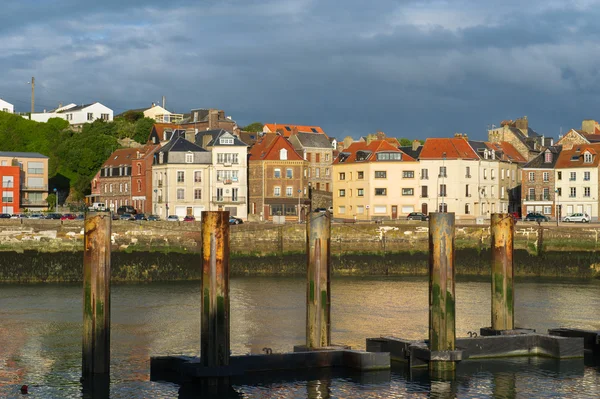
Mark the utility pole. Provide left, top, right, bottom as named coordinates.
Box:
left=30, top=77, right=35, bottom=114
left=162, top=96, right=166, bottom=109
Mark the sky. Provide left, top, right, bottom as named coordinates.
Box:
left=2, top=0, right=600, bottom=140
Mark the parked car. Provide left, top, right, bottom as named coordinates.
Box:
left=147, top=214, right=160, bottom=221
left=134, top=213, right=147, bottom=221
left=313, top=208, right=328, bottom=213
left=407, top=212, right=429, bottom=221
left=229, top=216, right=243, bottom=225
left=45, top=213, right=62, bottom=219
left=524, top=212, right=549, bottom=222
left=117, top=205, right=137, bottom=215
left=167, top=215, right=180, bottom=222
left=29, top=213, right=44, bottom=219
left=0, top=213, right=12, bottom=219
left=563, top=213, right=590, bottom=223
left=119, top=213, right=135, bottom=221
left=75, top=214, right=85, bottom=220
left=11, top=214, right=28, bottom=219
left=183, top=215, right=196, bottom=222
left=60, top=214, right=76, bottom=220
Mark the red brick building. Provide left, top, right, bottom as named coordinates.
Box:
left=131, top=144, right=160, bottom=214
left=0, top=166, right=20, bottom=214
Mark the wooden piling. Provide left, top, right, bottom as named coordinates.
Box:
left=428, top=212, right=456, bottom=372
left=201, top=211, right=230, bottom=367
left=306, top=210, right=331, bottom=349
left=491, top=213, right=514, bottom=331
left=82, top=211, right=111, bottom=378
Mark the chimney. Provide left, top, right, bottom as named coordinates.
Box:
left=412, top=140, right=420, bottom=151
left=292, top=126, right=298, bottom=135
left=152, top=102, right=156, bottom=107
left=185, top=128, right=195, bottom=143
left=376, top=131, right=386, bottom=140
left=582, top=119, right=597, bottom=134
left=515, top=116, right=528, bottom=135
left=208, top=109, right=219, bottom=130
left=202, top=134, right=213, bottom=148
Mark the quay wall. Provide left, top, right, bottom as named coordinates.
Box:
left=0, top=219, right=599, bottom=281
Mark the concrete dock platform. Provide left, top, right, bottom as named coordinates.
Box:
left=548, top=328, right=600, bottom=356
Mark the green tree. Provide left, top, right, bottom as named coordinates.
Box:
left=399, top=138, right=412, bottom=146
left=46, top=193, right=57, bottom=210
left=242, top=122, right=263, bottom=132
left=133, top=118, right=155, bottom=144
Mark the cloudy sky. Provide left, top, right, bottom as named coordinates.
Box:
left=2, top=0, right=600, bottom=140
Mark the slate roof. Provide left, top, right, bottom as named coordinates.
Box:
left=238, top=131, right=259, bottom=147
left=294, top=132, right=332, bottom=148
left=522, top=146, right=562, bottom=169
left=399, top=145, right=422, bottom=159
left=0, top=151, right=48, bottom=159
left=507, top=127, right=543, bottom=152
left=333, top=140, right=416, bottom=164
left=155, top=136, right=208, bottom=164
left=195, top=129, right=247, bottom=147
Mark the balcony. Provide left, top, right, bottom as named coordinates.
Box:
left=22, top=198, right=47, bottom=206
left=217, top=177, right=238, bottom=184
left=465, top=174, right=471, bottom=178
left=157, top=181, right=163, bottom=188
left=438, top=174, right=447, bottom=178
left=22, top=185, right=48, bottom=191
left=525, top=194, right=553, bottom=201
left=157, top=197, right=163, bottom=203
left=569, top=178, right=576, bottom=181
left=212, top=196, right=246, bottom=203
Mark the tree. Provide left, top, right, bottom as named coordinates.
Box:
left=399, top=138, right=412, bottom=146
left=46, top=193, right=57, bottom=211
left=133, top=118, right=155, bottom=144
left=242, top=122, right=263, bottom=132
left=119, top=110, right=144, bottom=122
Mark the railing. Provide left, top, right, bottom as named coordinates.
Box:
left=465, top=175, right=471, bottom=178
left=21, top=198, right=47, bottom=206
left=569, top=178, right=576, bottom=181
left=22, top=185, right=48, bottom=191
left=525, top=194, right=553, bottom=201
left=157, top=181, right=163, bottom=187
left=438, top=174, right=447, bottom=178
left=157, top=197, right=163, bottom=203
left=212, top=196, right=246, bottom=203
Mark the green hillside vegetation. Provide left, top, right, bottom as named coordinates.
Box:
left=0, top=111, right=154, bottom=202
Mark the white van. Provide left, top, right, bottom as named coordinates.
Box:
left=89, top=202, right=107, bottom=211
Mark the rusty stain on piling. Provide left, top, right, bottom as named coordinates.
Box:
left=306, top=211, right=331, bottom=349
left=82, top=211, right=111, bottom=377
left=491, top=213, right=514, bottom=331
left=428, top=212, right=456, bottom=372
left=201, top=211, right=230, bottom=367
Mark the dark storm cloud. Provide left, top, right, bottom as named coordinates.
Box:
left=2, top=0, right=600, bottom=139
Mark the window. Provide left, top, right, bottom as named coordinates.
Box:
left=402, top=188, right=414, bottom=196
left=402, top=171, right=415, bottom=178
left=374, top=171, right=387, bottom=179
left=501, top=169, right=505, bottom=180
left=584, top=171, right=590, bottom=181
left=339, top=172, right=345, bottom=180
left=376, top=152, right=402, bottom=161
left=271, top=204, right=283, bottom=216
left=357, top=188, right=364, bottom=196
left=2, top=191, right=13, bottom=203
left=219, top=137, right=234, bottom=145
left=439, top=166, right=447, bottom=177
left=512, top=170, right=515, bottom=180
left=325, top=153, right=330, bottom=161
left=339, top=189, right=346, bottom=197
left=356, top=205, right=364, bottom=214
left=570, top=187, right=576, bottom=197
left=491, top=169, right=496, bottom=180
left=124, top=183, right=128, bottom=192
left=543, top=172, right=549, bottom=182
left=274, top=186, right=281, bottom=196
left=557, top=171, right=562, bottom=180
left=584, top=152, right=593, bottom=163
left=545, top=152, right=553, bottom=163
left=274, top=168, right=281, bottom=178
left=87, top=112, right=93, bottom=121
left=194, top=189, right=202, bottom=200
left=194, top=171, right=202, bottom=183
left=570, top=172, right=576, bottom=181
left=422, top=169, right=429, bottom=179
left=28, top=162, right=44, bottom=174
left=325, top=168, right=330, bottom=176
left=185, top=153, right=194, bottom=163
left=307, top=153, right=312, bottom=162
left=338, top=206, right=346, bottom=214
left=101, top=113, right=109, bottom=121
left=543, top=188, right=549, bottom=200
left=585, top=187, right=591, bottom=197
left=2, top=176, right=13, bottom=188
left=279, top=148, right=287, bottom=160
left=286, top=187, right=293, bottom=197
left=286, top=168, right=293, bottom=178
left=421, top=186, right=428, bottom=198
left=465, top=166, right=471, bottom=178
left=374, top=205, right=387, bottom=214
left=232, top=188, right=238, bottom=202
left=557, top=188, right=562, bottom=197
left=501, top=186, right=505, bottom=199
left=177, top=171, right=185, bottom=183
left=217, top=153, right=239, bottom=164
left=544, top=206, right=552, bottom=215
left=465, top=185, right=470, bottom=197
left=439, top=184, right=447, bottom=197
left=528, top=172, right=535, bottom=182
left=217, top=170, right=238, bottom=182
left=119, top=183, right=123, bottom=193
left=177, top=188, right=185, bottom=200
left=315, top=168, right=320, bottom=177
left=316, top=153, right=320, bottom=162
left=216, top=188, right=224, bottom=201
left=375, top=188, right=387, bottom=196
left=109, top=184, right=113, bottom=193
left=357, top=171, right=364, bottom=179
left=483, top=169, right=488, bottom=179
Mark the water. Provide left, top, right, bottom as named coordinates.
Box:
left=0, top=277, right=599, bottom=398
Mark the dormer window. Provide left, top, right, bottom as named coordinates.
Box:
left=280, top=148, right=288, bottom=160
left=544, top=151, right=552, bottom=163
left=185, top=153, right=194, bottom=163
left=159, top=153, right=164, bottom=164
left=584, top=152, right=593, bottom=163
left=220, top=137, right=234, bottom=145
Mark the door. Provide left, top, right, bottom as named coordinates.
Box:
left=421, top=203, right=428, bottom=214
left=187, top=207, right=193, bottom=216
left=391, top=205, right=398, bottom=219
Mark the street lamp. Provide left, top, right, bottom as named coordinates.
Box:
left=53, top=188, right=58, bottom=211
left=153, top=189, right=157, bottom=216
left=555, top=188, right=560, bottom=226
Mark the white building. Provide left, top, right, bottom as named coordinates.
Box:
left=0, top=99, right=14, bottom=113
left=30, top=102, right=113, bottom=127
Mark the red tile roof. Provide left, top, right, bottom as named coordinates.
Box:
left=102, top=144, right=159, bottom=167
left=555, top=143, right=600, bottom=168
left=263, top=123, right=326, bottom=138
left=485, top=142, right=527, bottom=163
left=419, top=138, right=479, bottom=160
left=249, top=134, right=304, bottom=161
left=152, top=123, right=183, bottom=138
left=333, top=139, right=416, bottom=164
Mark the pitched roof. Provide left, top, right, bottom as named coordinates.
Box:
left=555, top=144, right=600, bottom=169
left=102, top=147, right=140, bottom=167
left=399, top=145, right=423, bottom=159
left=263, top=123, right=326, bottom=137
left=56, top=103, right=96, bottom=113
left=195, top=129, right=247, bottom=147
left=419, top=138, right=479, bottom=160
left=485, top=142, right=527, bottom=164
left=294, top=132, right=333, bottom=148
left=159, top=136, right=207, bottom=154
left=238, top=131, right=259, bottom=147
left=333, top=140, right=416, bottom=164
left=0, top=151, right=48, bottom=159
left=249, top=134, right=303, bottom=161
left=523, top=146, right=562, bottom=169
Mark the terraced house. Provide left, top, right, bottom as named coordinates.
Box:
left=521, top=146, right=562, bottom=219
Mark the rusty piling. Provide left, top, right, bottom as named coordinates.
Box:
left=491, top=213, right=514, bottom=331
left=428, top=212, right=456, bottom=372
left=201, top=211, right=230, bottom=367
left=306, top=210, right=331, bottom=349
left=82, top=211, right=111, bottom=378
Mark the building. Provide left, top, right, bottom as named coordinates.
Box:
left=30, top=102, right=113, bottom=128
left=554, top=144, right=600, bottom=221
left=97, top=148, right=137, bottom=212
left=248, top=134, right=309, bottom=222
left=289, top=132, right=334, bottom=192
left=195, top=129, right=249, bottom=219
left=152, top=136, right=211, bottom=219
left=130, top=144, right=161, bottom=214
left=262, top=123, right=326, bottom=138
left=180, top=109, right=236, bottom=132
left=0, top=98, right=14, bottom=113
left=521, top=146, right=562, bottom=219
left=147, top=123, right=185, bottom=145
left=556, top=120, right=600, bottom=146
left=117, top=103, right=183, bottom=124
left=0, top=152, right=49, bottom=212
left=333, top=140, right=419, bottom=220
left=0, top=165, right=20, bottom=214
left=488, top=117, right=548, bottom=161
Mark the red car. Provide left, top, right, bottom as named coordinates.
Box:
left=183, top=215, right=196, bottom=222
left=60, top=214, right=76, bottom=220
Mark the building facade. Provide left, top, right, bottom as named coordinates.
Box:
left=130, top=144, right=161, bottom=214
left=0, top=165, right=20, bottom=214
left=0, top=152, right=49, bottom=212
left=97, top=148, right=136, bottom=212
left=289, top=132, right=333, bottom=192
left=521, top=147, right=561, bottom=219
left=30, top=102, right=113, bottom=128
left=0, top=98, right=14, bottom=113
left=488, top=117, right=546, bottom=161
